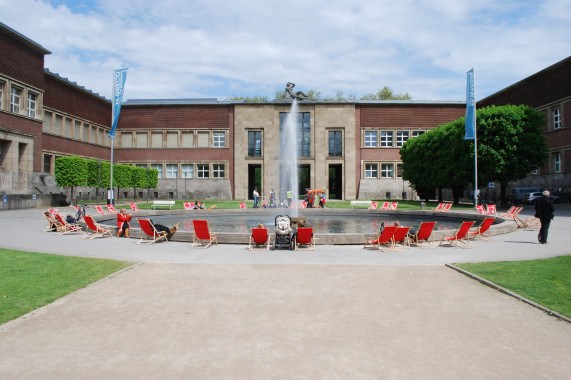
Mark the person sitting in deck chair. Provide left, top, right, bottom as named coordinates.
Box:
left=116, top=208, right=132, bottom=238
left=150, top=220, right=179, bottom=240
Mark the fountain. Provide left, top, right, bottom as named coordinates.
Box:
left=281, top=98, right=300, bottom=218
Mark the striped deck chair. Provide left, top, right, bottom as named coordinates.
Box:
left=500, top=206, right=517, bottom=218
left=239, top=203, right=247, bottom=209
left=137, top=219, right=168, bottom=244
left=476, top=205, right=487, bottom=214
left=432, top=203, right=445, bottom=212
left=192, top=220, right=218, bottom=248
left=486, top=204, right=496, bottom=215
left=295, top=227, right=315, bottom=250
left=441, top=203, right=453, bottom=212
left=249, top=228, right=270, bottom=251
left=54, top=213, right=82, bottom=235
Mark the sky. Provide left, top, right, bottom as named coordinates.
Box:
left=1, top=0, right=570, bottom=102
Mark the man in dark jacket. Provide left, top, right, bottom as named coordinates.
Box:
left=534, top=190, right=555, bottom=244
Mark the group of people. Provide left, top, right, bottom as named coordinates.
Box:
left=116, top=208, right=178, bottom=240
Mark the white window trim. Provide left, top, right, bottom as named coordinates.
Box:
left=553, top=107, right=561, bottom=130
left=364, top=130, right=378, bottom=148
left=364, top=162, right=378, bottom=178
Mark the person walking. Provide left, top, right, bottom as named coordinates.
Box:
left=253, top=187, right=260, bottom=208
left=534, top=190, right=554, bottom=244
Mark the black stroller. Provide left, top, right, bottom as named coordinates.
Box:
left=274, top=215, right=294, bottom=250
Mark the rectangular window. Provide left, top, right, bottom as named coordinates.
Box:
left=151, top=164, right=163, bottom=178
left=381, top=163, right=394, bottom=178
left=166, top=132, right=178, bottom=148
left=412, top=131, right=425, bottom=138
left=166, top=164, right=178, bottom=178
left=135, top=164, right=147, bottom=168
left=248, top=131, right=262, bottom=157
left=212, top=164, right=225, bottom=178
left=10, top=87, right=21, bottom=114
left=55, top=115, right=63, bottom=135
left=43, top=154, right=52, bottom=173
left=280, top=112, right=311, bottom=157
left=213, top=132, right=225, bottom=147
left=554, top=152, right=561, bottom=173
left=397, top=163, right=403, bottom=178
left=197, top=164, right=209, bottom=178
left=121, top=132, right=133, bottom=148
left=91, top=126, right=97, bottom=144
left=181, top=164, right=194, bottom=178
left=197, top=132, right=209, bottom=148
left=136, top=132, right=148, bottom=148
left=43, top=111, right=52, bottom=133
left=0, top=82, right=4, bottom=109
left=181, top=131, right=194, bottom=148
left=27, top=92, right=37, bottom=118
left=328, top=131, right=343, bottom=157
left=364, top=131, right=377, bottom=147
left=83, top=124, right=89, bottom=142
left=380, top=131, right=393, bottom=147
left=65, top=118, right=72, bottom=138
left=396, top=131, right=409, bottom=147
left=74, top=121, right=81, bottom=139
left=365, top=163, right=378, bottom=178
left=151, top=132, right=163, bottom=148
left=553, top=107, right=561, bottom=129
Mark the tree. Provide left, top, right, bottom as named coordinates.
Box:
left=112, top=164, right=132, bottom=199
left=54, top=156, right=87, bottom=201
left=131, top=166, right=148, bottom=200
left=361, top=86, right=412, bottom=100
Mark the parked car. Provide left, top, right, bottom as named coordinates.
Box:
left=521, top=192, right=560, bottom=205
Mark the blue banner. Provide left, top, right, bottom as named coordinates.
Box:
left=108, top=68, right=128, bottom=139
left=464, top=68, right=475, bottom=140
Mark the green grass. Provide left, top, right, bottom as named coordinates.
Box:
left=456, top=256, right=571, bottom=318
left=0, top=249, right=132, bottom=325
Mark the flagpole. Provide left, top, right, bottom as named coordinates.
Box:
left=473, top=68, right=478, bottom=206
left=108, top=68, right=128, bottom=205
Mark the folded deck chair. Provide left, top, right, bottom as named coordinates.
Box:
left=106, top=204, right=118, bottom=214
left=249, top=228, right=270, bottom=251
left=239, top=203, right=247, bottom=209
left=392, top=226, right=411, bottom=249
left=295, top=227, right=315, bottom=250
left=439, top=221, right=475, bottom=248
left=432, top=203, right=445, bottom=212
left=94, top=205, right=106, bottom=215
left=82, top=215, right=113, bottom=239
left=441, top=203, right=453, bottom=212
left=369, top=201, right=378, bottom=210
left=500, top=206, right=517, bottom=218
left=411, top=221, right=437, bottom=248
left=469, top=217, right=495, bottom=241
left=183, top=202, right=195, bottom=210
left=42, top=211, right=65, bottom=233
left=54, top=213, right=82, bottom=235
left=380, top=202, right=390, bottom=210
left=390, top=202, right=398, bottom=210
left=192, top=219, right=218, bottom=248
left=363, top=225, right=398, bottom=251
left=129, top=203, right=141, bottom=212
left=511, top=207, right=527, bottom=227
left=137, top=218, right=168, bottom=244
left=486, top=204, right=496, bottom=215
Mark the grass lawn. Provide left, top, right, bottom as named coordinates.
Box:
left=0, top=249, right=133, bottom=325
left=456, top=255, right=571, bottom=318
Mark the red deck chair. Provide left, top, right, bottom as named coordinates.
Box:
left=390, top=202, right=398, bottom=210
left=469, top=217, right=495, bottom=241
left=486, top=204, right=496, bottom=215
left=192, top=219, right=218, bottom=248
left=441, top=203, right=453, bottom=212
left=363, top=225, right=398, bottom=251
left=184, top=202, right=195, bottom=210
left=129, top=203, right=141, bottom=212
left=136, top=219, right=168, bottom=244
left=475, top=205, right=487, bottom=214
left=432, top=203, right=445, bottom=212
left=54, top=213, right=82, bottom=235
left=94, top=205, right=106, bottom=215
left=500, top=206, right=517, bottom=218
left=392, top=226, right=411, bottom=249
left=106, top=204, right=117, bottom=214
left=380, top=202, right=390, bottom=210
left=439, top=221, right=475, bottom=248
left=300, top=201, right=307, bottom=208
left=295, top=227, right=315, bottom=250
left=82, top=215, right=113, bottom=239
left=239, top=203, right=247, bottom=210
left=249, top=228, right=270, bottom=251
left=369, top=201, right=378, bottom=210
left=42, top=211, right=64, bottom=232
left=48, top=208, right=60, bottom=214
left=411, top=221, right=437, bottom=248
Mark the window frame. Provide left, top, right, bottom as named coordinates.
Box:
left=10, top=86, right=22, bottom=114
left=328, top=130, right=343, bottom=157
left=381, top=163, right=394, bottom=178
left=396, top=131, right=409, bottom=147
left=197, top=163, right=209, bottom=178
left=213, top=131, right=226, bottom=148
left=151, top=164, right=163, bottom=179
left=212, top=163, right=225, bottom=178
left=554, top=152, right=561, bottom=173
left=27, top=92, right=37, bottom=118
left=553, top=107, right=561, bottom=130
left=365, top=163, right=378, bottom=178
left=181, top=164, right=194, bottom=178
left=380, top=131, right=393, bottom=148
left=248, top=130, right=262, bottom=157
left=364, top=131, right=378, bottom=148
left=166, top=164, right=178, bottom=179
left=0, top=81, right=5, bottom=110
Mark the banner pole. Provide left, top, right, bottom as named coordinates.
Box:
left=474, top=69, right=478, bottom=206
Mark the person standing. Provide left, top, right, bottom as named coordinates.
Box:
left=287, top=189, right=292, bottom=208
left=534, top=190, right=555, bottom=244
left=253, top=187, right=260, bottom=208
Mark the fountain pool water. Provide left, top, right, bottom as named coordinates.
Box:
left=281, top=98, right=299, bottom=217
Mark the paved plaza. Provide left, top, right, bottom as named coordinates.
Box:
left=0, top=206, right=570, bottom=379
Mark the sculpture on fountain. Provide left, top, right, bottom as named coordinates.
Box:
left=283, top=82, right=308, bottom=100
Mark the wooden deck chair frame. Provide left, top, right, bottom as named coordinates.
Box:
left=392, top=226, right=411, bottom=249
left=82, top=215, right=113, bottom=239
left=249, top=228, right=270, bottom=251
left=411, top=221, right=437, bottom=248
left=499, top=206, right=517, bottom=218
left=192, top=219, right=218, bottom=248
left=42, top=211, right=65, bottom=233
left=94, top=205, right=106, bottom=215
left=129, top=203, right=141, bottom=212
left=511, top=207, right=526, bottom=228
left=295, top=227, right=315, bottom=250
left=469, top=217, right=495, bottom=241
left=54, top=213, right=82, bottom=235
left=439, top=221, right=475, bottom=248
left=363, top=225, right=398, bottom=252
left=136, top=219, right=168, bottom=244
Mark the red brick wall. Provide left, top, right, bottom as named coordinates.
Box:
left=117, top=105, right=232, bottom=129
left=359, top=104, right=465, bottom=128
left=43, top=74, right=111, bottom=126
left=0, top=32, right=45, bottom=89
left=42, top=134, right=110, bottom=160
left=0, top=112, right=43, bottom=171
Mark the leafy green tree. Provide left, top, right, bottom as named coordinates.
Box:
left=54, top=156, right=87, bottom=201
left=361, top=86, right=412, bottom=100
left=112, top=164, right=132, bottom=199
left=131, top=166, right=148, bottom=200
left=147, top=168, right=159, bottom=189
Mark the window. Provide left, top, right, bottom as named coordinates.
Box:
left=213, top=132, right=225, bottom=147
left=554, top=152, right=561, bottom=173
left=122, top=132, right=133, bottom=148
left=74, top=121, right=81, bottom=139
left=212, top=164, right=225, bottom=178
left=396, top=131, right=409, bottom=147
left=55, top=115, right=63, bottom=135
left=91, top=126, right=97, bottom=144
left=365, top=163, right=378, bottom=178
left=197, top=164, right=209, bottom=178
left=65, top=118, right=72, bottom=138
left=151, top=164, right=163, bottom=178
left=10, top=87, right=21, bottom=114
left=27, top=92, right=37, bottom=118
left=166, top=164, right=178, bottom=178
left=248, top=131, right=262, bottom=157
left=151, top=132, right=163, bottom=148
left=166, top=132, right=178, bottom=148
left=135, top=164, right=147, bottom=168
left=0, top=82, right=4, bottom=109
left=43, top=154, right=52, bottom=173
left=280, top=112, right=311, bottom=157
left=553, top=107, right=561, bottom=129
left=328, top=131, right=342, bottom=157
left=381, top=163, right=394, bottom=178
left=397, top=163, right=403, bottom=178
left=136, top=132, right=148, bottom=148
left=181, top=131, right=194, bottom=148
left=197, top=132, right=209, bottom=148
left=43, top=111, right=52, bottom=133
left=380, top=131, right=393, bottom=147
left=364, top=131, right=377, bottom=147
left=412, top=131, right=425, bottom=138
left=181, top=164, right=194, bottom=178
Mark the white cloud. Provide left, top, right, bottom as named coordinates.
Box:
left=1, top=0, right=569, bottom=101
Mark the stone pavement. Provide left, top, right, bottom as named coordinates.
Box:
left=0, top=206, right=570, bottom=379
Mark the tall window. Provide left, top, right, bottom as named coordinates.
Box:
left=181, top=164, right=194, bottom=178
left=280, top=112, right=311, bottom=157
left=397, top=163, right=403, bottom=178
left=213, top=132, right=225, bottom=147
left=553, top=107, right=561, bottom=129
left=27, top=92, right=37, bottom=118
left=380, top=131, right=393, bottom=147
left=396, top=131, right=409, bottom=147
left=248, top=131, right=262, bottom=157
left=197, top=164, right=209, bottom=178
left=0, top=82, right=4, bottom=109
left=328, top=131, right=342, bottom=157
left=381, top=163, right=394, bottom=178
left=212, top=164, right=225, bottom=178
left=365, top=163, right=378, bottom=178
left=10, top=87, right=21, bottom=114
left=43, top=154, right=52, bottom=173
left=166, top=164, right=178, bottom=178
left=364, top=131, right=377, bottom=147
left=554, top=152, right=561, bottom=173
left=151, top=164, right=163, bottom=178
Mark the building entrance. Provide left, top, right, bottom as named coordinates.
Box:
left=248, top=164, right=261, bottom=200
left=329, top=164, right=343, bottom=199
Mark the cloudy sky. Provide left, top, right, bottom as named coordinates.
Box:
left=2, top=0, right=570, bottom=102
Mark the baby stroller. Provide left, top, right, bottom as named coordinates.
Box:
left=274, top=215, right=294, bottom=250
